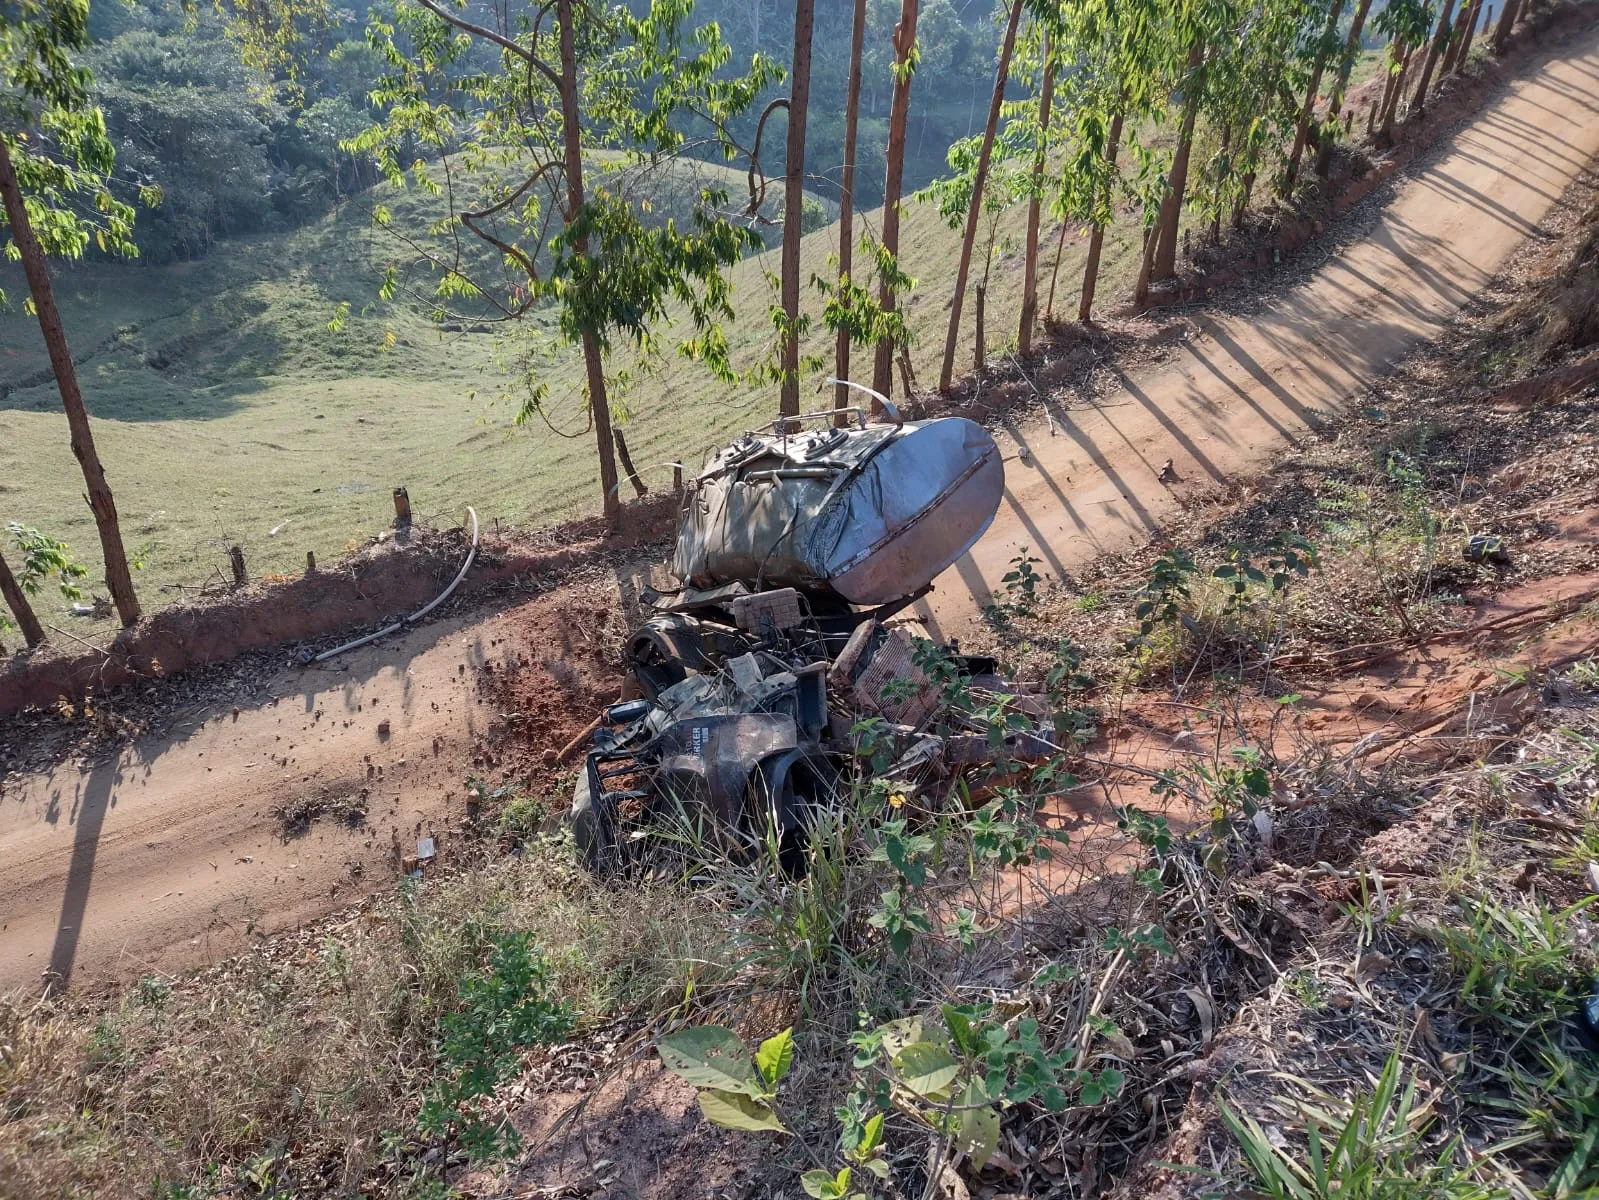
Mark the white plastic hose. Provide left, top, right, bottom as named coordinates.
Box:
left=311, top=506, right=480, bottom=663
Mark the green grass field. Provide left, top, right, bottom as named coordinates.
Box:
left=0, top=149, right=1143, bottom=618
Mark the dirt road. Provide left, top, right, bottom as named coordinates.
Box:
left=920, top=27, right=1599, bottom=631
left=2, top=28, right=1597, bottom=993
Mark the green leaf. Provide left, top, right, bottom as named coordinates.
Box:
left=658, top=1026, right=761, bottom=1097
left=954, top=1080, right=1000, bottom=1168
left=892, top=1040, right=960, bottom=1099
left=755, top=1028, right=794, bottom=1089
left=858, top=1112, right=884, bottom=1154
left=801, top=1170, right=835, bottom=1198
left=697, top=1088, right=788, bottom=1134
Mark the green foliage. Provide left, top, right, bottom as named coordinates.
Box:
left=0, top=0, right=149, bottom=306
left=657, top=1025, right=793, bottom=1133
left=983, top=547, right=1044, bottom=627
left=1130, top=546, right=1199, bottom=644
left=1126, top=531, right=1318, bottom=655
left=1431, top=895, right=1593, bottom=1029
left=1221, top=1045, right=1498, bottom=1200
left=415, top=933, right=576, bottom=1164
left=663, top=1006, right=1125, bottom=1186
left=7, top=522, right=87, bottom=600
left=1212, top=532, right=1317, bottom=615
left=814, top=236, right=914, bottom=366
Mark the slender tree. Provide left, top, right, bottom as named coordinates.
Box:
left=938, top=0, right=1024, bottom=395
left=1410, top=0, right=1458, bottom=114
left=1492, top=0, right=1522, bottom=52
left=1454, top=0, right=1486, bottom=69
left=1439, top=0, right=1473, bottom=74
left=778, top=0, right=815, bottom=420
left=1374, top=1, right=1433, bottom=139
left=552, top=0, right=621, bottom=526
left=1283, top=0, right=1347, bottom=194
left=834, top=0, right=868, bottom=419
left=1316, top=0, right=1376, bottom=176
left=1076, top=107, right=1123, bottom=321
left=0, top=4, right=144, bottom=627
left=1018, top=23, right=1055, bottom=355
left=1151, top=38, right=1205, bottom=281
left=0, top=548, right=45, bottom=650
left=871, top=0, right=921, bottom=401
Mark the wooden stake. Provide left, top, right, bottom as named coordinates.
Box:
left=614, top=429, right=648, bottom=498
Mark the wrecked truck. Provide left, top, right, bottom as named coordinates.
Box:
left=568, top=390, right=1038, bottom=869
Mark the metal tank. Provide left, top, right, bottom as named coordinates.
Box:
left=673, top=393, right=1004, bottom=607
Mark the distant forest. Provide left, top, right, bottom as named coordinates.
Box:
left=83, top=0, right=1013, bottom=263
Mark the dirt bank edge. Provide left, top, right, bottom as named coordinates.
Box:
left=0, top=496, right=677, bottom=718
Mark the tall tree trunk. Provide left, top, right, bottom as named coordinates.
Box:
left=1379, top=42, right=1415, bottom=138
left=1134, top=225, right=1156, bottom=307
left=0, top=548, right=44, bottom=649
left=779, top=0, right=815, bottom=419
left=1078, top=106, right=1125, bottom=322
left=1231, top=169, right=1256, bottom=230
left=0, top=139, right=140, bottom=628
left=1455, top=0, right=1486, bottom=69
left=1152, top=40, right=1205, bottom=282
left=1316, top=0, right=1375, bottom=177
left=937, top=0, right=1024, bottom=395
left=1376, top=40, right=1403, bottom=129
left=556, top=0, right=620, bottom=529
left=1410, top=0, right=1458, bottom=115
left=1440, top=0, right=1473, bottom=75
left=1018, top=26, right=1055, bottom=356
left=1492, top=0, right=1522, bottom=53
left=1211, top=124, right=1230, bottom=243
left=1284, top=0, right=1348, bottom=194
left=871, top=0, right=921, bottom=401
left=834, top=0, right=868, bottom=422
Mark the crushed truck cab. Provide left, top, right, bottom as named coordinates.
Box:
left=568, top=392, right=1037, bottom=869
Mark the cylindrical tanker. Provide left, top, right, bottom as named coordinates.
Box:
left=673, top=414, right=1004, bottom=606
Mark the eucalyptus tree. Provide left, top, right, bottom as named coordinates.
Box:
left=1, top=0, right=148, bottom=626
left=1409, top=0, right=1458, bottom=113
left=832, top=0, right=868, bottom=417
left=1148, top=0, right=1222, bottom=283
left=1282, top=0, right=1346, bottom=194
left=227, top=0, right=778, bottom=528
left=1016, top=17, right=1056, bottom=355
left=1374, top=0, right=1436, bottom=138
left=870, top=0, right=922, bottom=401
left=1033, top=0, right=1163, bottom=323
left=935, top=0, right=1023, bottom=394
left=1200, top=0, right=1316, bottom=229
left=1314, top=0, right=1375, bottom=177
left=778, top=0, right=815, bottom=420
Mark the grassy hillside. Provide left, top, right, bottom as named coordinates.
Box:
left=0, top=148, right=1140, bottom=614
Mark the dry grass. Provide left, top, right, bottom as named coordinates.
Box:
left=0, top=845, right=726, bottom=1197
